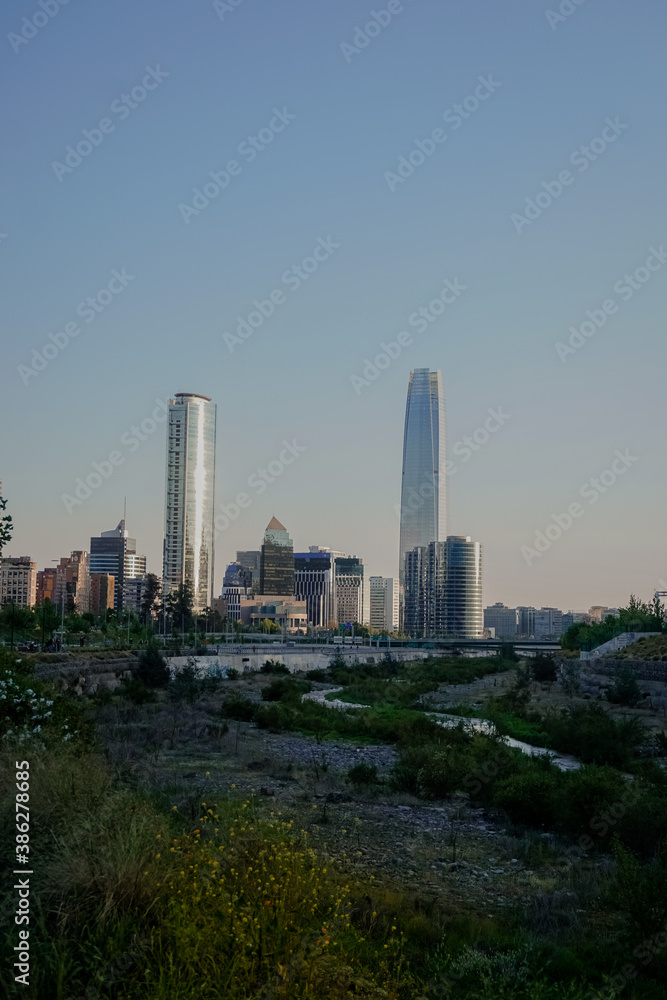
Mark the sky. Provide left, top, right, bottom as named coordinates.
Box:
left=1, top=0, right=665, bottom=611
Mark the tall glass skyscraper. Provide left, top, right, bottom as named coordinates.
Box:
left=398, top=368, right=446, bottom=581
left=162, top=393, right=217, bottom=613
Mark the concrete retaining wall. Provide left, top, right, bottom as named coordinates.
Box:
left=166, top=647, right=430, bottom=675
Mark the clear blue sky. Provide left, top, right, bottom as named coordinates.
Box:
left=1, top=0, right=665, bottom=610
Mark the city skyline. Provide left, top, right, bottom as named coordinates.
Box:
left=2, top=0, right=664, bottom=610
left=2, top=364, right=655, bottom=614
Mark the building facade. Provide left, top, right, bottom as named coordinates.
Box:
left=398, top=368, right=447, bottom=585
left=403, top=542, right=447, bottom=637
left=444, top=536, right=483, bottom=638
left=236, top=551, right=261, bottom=589
left=219, top=586, right=252, bottom=621
left=369, top=576, right=400, bottom=632
left=162, top=393, right=217, bottom=613
left=294, top=548, right=338, bottom=628
left=0, top=556, right=37, bottom=608
left=90, top=573, right=115, bottom=615
left=335, top=555, right=369, bottom=627
left=54, top=551, right=91, bottom=614
left=483, top=603, right=518, bottom=638
left=222, top=562, right=254, bottom=590
left=36, top=567, right=57, bottom=606
left=90, top=520, right=146, bottom=613
left=259, top=518, right=294, bottom=596
left=249, top=600, right=308, bottom=633
left=516, top=606, right=536, bottom=638
left=533, top=607, right=564, bottom=639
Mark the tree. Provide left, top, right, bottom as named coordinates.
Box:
left=166, top=583, right=194, bottom=632
left=0, top=495, right=12, bottom=554
left=33, top=600, right=61, bottom=645
left=532, top=653, right=557, bottom=684
left=607, top=663, right=642, bottom=707
left=140, top=573, right=161, bottom=625
left=261, top=618, right=281, bottom=634
left=136, top=642, right=170, bottom=688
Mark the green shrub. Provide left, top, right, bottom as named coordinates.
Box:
left=254, top=702, right=295, bottom=733
left=607, top=663, right=642, bottom=707
left=261, top=677, right=311, bottom=703
left=347, top=763, right=379, bottom=786
left=542, top=704, right=645, bottom=766
left=492, top=765, right=563, bottom=828
left=305, top=668, right=327, bottom=681
left=260, top=659, right=289, bottom=675
left=417, top=747, right=470, bottom=799
left=221, top=695, right=255, bottom=721
left=119, top=675, right=153, bottom=705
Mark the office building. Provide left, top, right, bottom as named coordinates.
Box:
left=444, top=536, right=483, bottom=638
left=294, top=547, right=338, bottom=628
left=516, top=606, right=536, bottom=638
left=335, top=555, right=370, bottom=626
left=236, top=550, right=261, bottom=589
left=54, top=551, right=91, bottom=614
left=222, top=562, right=254, bottom=590
left=36, top=567, right=57, bottom=606
left=0, top=556, right=37, bottom=608
left=398, top=368, right=446, bottom=583
left=483, top=603, right=518, bottom=639
left=90, top=573, right=115, bottom=615
left=369, top=576, right=400, bottom=632
left=588, top=606, right=609, bottom=622
left=533, top=607, right=564, bottom=639
left=403, top=542, right=447, bottom=637
left=259, top=517, right=294, bottom=596
left=162, top=393, right=217, bottom=613
left=561, top=610, right=591, bottom=632
left=220, top=585, right=252, bottom=621
left=90, top=520, right=146, bottom=613
left=123, top=577, right=149, bottom=616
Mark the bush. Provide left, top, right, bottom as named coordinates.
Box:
left=170, top=665, right=200, bottom=704
left=542, top=703, right=645, bottom=766
left=254, top=702, right=295, bottom=733
left=532, top=654, right=558, bottom=683
left=260, top=659, right=289, bottom=675
left=306, top=668, right=327, bottom=681
left=135, top=644, right=169, bottom=688
left=225, top=667, right=239, bottom=680
left=607, top=663, right=642, bottom=707
left=261, top=677, right=311, bottom=703
left=347, top=763, right=379, bottom=786
left=417, top=747, right=470, bottom=799
left=493, top=764, right=563, bottom=828
left=221, top=695, right=256, bottom=722
left=119, top=675, right=153, bottom=705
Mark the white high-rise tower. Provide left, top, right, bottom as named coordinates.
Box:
left=162, top=393, right=217, bottom=613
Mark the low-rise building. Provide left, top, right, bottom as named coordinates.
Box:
left=483, top=603, right=518, bottom=638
